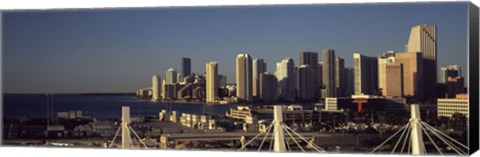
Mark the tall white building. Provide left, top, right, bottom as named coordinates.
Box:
left=166, top=68, right=177, bottom=84
left=151, top=75, right=161, bottom=101
left=236, top=54, right=253, bottom=102
left=353, top=53, right=378, bottom=95
left=275, top=57, right=295, bottom=101
left=206, top=61, right=218, bottom=103
left=406, top=24, right=437, bottom=99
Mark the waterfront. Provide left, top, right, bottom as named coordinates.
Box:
left=3, top=94, right=237, bottom=118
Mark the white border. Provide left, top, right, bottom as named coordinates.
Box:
left=0, top=0, right=478, bottom=157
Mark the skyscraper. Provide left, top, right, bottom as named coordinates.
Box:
left=181, top=57, right=191, bottom=78
left=152, top=75, right=162, bottom=101
left=218, top=75, right=227, bottom=88
left=381, top=63, right=404, bottom=97
left=344, top=67, right=354, bottom=96
left=236, top=54, right=253, bottom=102
left=378, top=50, right=396, bottom=90
left=300, top=52, right=319, bottom=66
left=166, top=68, right=177, bottom=84
left=206, top=61, right=218, bottom=103
left=440, top=65, right=462, bottom=83
left=396, top=52, right=424, bottom=98
left=259, top=72, right=278, bottom=103
left=253, top=58, right=267, bottom=97
left=317, top=62, right=324, bottom=89
left=300, top=52, right=321, bottom=99
left=353, top=53, right=378, bottom=95
left=446, top=76, right=465, bottom=98
left=406, top=25, right=437, bottom=99
left=335, top=57, right=345, bottom=97
left=322, top=49, right=336, bottom=97
left=275, top=58, right=295, bottom=101
left=296, top=65, right=315, bottom=101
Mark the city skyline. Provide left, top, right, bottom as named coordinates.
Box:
left=3, top=2, right=469, bottom=93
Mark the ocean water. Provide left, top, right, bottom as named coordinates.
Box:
left=3, top=94, right=237, bottom=118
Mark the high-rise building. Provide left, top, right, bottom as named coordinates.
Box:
left=296, top=65, right=315, bottom=101
left=275, top=58, right=295, bottom=101
left=253, top=59, right=267, bottom=97
left=395, top=52, right=423, bottom=98
left=152, top=75, right=162, bottom=101
left=206, top=61, right=218, bottom=103
left=317, top=62, right=324, bottom=89
left=380, top=63, right=404, bottom=97
left=446, top=76, right=465, bottom=98
left=181, top=57, right=191, bottom=78
left=335, top=57, right=345, bottom=97
left=344, top=67, right=354, bottom=96
left=322, top=49, right=336, bottom=97
left=317, top=62, right=324, bottom=99
left=162, top=80, right=178, bottom=100
left=353, top=53, right=378, bottom=95
left=218, top=75, right=227, bottom=88
left=440, top=65, right=462, bottom=83
left=259, top=73, right=278, bottom=103
left=300, top=52, right=321, bottom=99
left=300, top=51, right=319, bottom=66
left=378, top=50, right=396, bottom=90
left=406, top=25, right=437, bottom=99
left=236, top=54, right=253, bottom=102
left=166, top=68, right=177, bottom=84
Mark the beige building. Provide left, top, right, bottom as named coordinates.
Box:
left=151, top=75, right=161, bottom=101
left=378, top=50, right=396, bottom=90
left=437, top=94, right=469, bottom=118
left=381, top=63, right=404, bottom=97
left=206, top=61, right=218, bottom=103
left=395, top=52, right=423, bottom=98
left=236, top=54, right=253, bottom=102
left=406, top=25, right=437, bottom=99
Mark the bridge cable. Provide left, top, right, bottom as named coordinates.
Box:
left=257, top=125, right=273, bottom=151
left=392, top=123, right=410, bottom=154
left=420, top=122, right=443, bottom=155
left=282, top=124, right=305, bottom=152
left=421, top=122, right=469, bottom=150
left=421, top=122, right=466, bottom=155
left=400, top=124, right=412, bottom=153
left=370, top=124, right=409, bottom=153
left=108, top=126, right=122, bottom=148
left=128, top=125, right=149, bottom=149
left=282, top=124, right=325, bottom=152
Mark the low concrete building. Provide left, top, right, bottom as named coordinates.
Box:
left=437, top=94, right=469, bottom=118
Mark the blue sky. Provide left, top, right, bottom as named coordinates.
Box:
left=3, top=2, right=469, bottom=93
